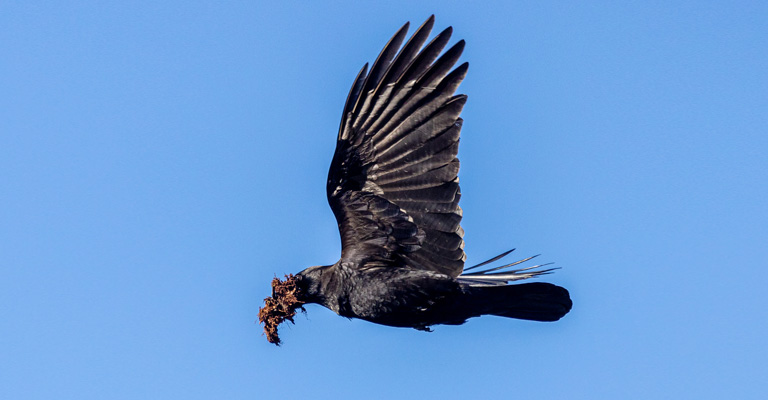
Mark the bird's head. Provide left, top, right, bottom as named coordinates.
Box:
left=294, top=265, right=330, bottom=303
left=258, top=266, right=329, bottom=345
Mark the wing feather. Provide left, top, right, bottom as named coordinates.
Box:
left=377, top=161, right=460, bottom=190
left=350, top=22, right=410, bottom=130
left=327, top=16, right=467, bottom=277
left=363, top=25, right=453, bottom=134
left=377, top=120, right=461, bottom=167
left=410, top=210, right=462, bottom=233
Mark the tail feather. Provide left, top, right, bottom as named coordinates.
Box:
left=458, top=249, right=559, bottom=286
left=468, top=282, right=572, bottom=322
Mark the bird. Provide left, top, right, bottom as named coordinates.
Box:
left=259, top=16, right=572, bottom=345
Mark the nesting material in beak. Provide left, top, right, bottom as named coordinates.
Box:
left=258, top=274, right=305, bottom=345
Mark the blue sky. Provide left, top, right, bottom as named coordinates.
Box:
left=2, top=1, right=767, bottom=399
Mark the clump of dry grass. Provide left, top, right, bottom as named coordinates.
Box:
left=258, top=274, right=305, bottom=345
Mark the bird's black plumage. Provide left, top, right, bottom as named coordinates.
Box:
left=259, top=16, right=572, bottom=344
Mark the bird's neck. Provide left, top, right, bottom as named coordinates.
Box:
left=298, top=263, right=352, bottom=315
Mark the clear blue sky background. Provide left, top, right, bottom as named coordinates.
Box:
left=2, top=1, right=767, bottom=399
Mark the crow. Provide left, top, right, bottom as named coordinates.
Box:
left=259, top=16, right=572, bottom=345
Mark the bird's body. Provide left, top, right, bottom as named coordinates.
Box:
left=299, top=264, right=463, bottom=330
left=297, top=262, right=570, bottom=332
left=259, top=16, right=572, bottom=345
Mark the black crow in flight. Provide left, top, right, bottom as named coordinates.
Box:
left=259, top=16, right=572, bottom=345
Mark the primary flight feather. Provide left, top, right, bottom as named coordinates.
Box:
left=259, top=16, right=572, bottom=345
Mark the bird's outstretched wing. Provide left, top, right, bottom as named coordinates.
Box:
left=327, top=16, right=467, bottom=276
